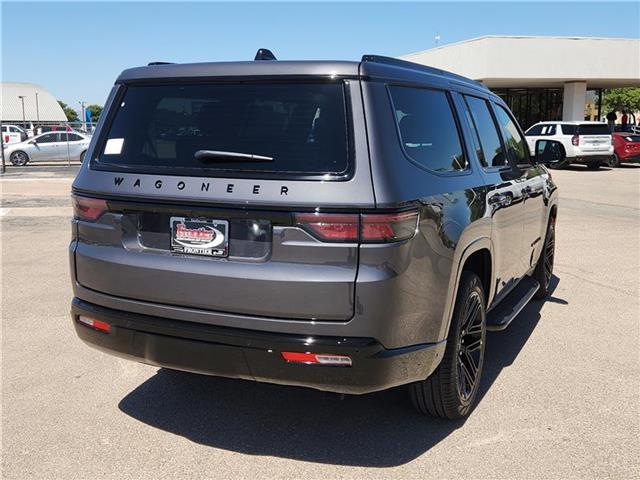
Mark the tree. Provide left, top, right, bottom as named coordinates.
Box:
left=58, top=101, right=79, bottom=122
left=601, top=88, right=640, bottom=114
left=86, top=104, right=103, bottom=123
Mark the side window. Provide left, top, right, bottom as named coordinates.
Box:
left=525, top=124, right=543, bottom=136
left=37, top=133, right=57, bottom=144
left=68, top=133, right=84, bottom=142
left=493, top=105, right=530, bottom=165
left=561, top=124, right=577, bottom=135
left=540, top=124, right=556, bottom=136
left=388, top=86, right=467, bottom=172
left=463, top=95, right=507, bottom=167
left=57, top=132, right=67, bottom=142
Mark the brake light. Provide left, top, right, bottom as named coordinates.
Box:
left=72, top=195, right=108, bottom=221
left=572, top=135, right=579, bottom=146
left=281, top=351, right=352, bottom=366
left=77, top=315, right=111, bottom=333
left=295, top=210, right=419, bottom=243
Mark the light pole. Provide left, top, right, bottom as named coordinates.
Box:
left=35, top=92, right=40, bottom=124
left=18, top=95, right=27, bottom=128
left=435, top=32, right=441, bottom=48
left=79, top=101, right=86, bottom=131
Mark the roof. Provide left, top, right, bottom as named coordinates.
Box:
left=0, top=82, right=67, bottom=122
left=118, top=61, right=361, bottom=82
left=117, top=55, right=489, bottom=94
left=401, top=36, right=640, bottom=89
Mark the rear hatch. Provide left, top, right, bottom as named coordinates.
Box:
left=72, top=77, right=373, bottom=321
left=577, top=123, right=612, bottom=152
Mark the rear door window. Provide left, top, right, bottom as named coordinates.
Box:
left=388, top=86, right=467, bottom=172
left=95, top=83, right=350, bottom=179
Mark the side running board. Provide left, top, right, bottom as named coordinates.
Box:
left=486, top=277, right=540, bottom=331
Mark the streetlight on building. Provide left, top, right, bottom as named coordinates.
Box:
left=18, top=95, right=27, bottom=128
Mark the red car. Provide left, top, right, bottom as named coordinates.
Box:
left=612, top=132, right=640, bottom=166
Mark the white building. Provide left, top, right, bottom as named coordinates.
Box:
left=402, top=36, right=640, bottom=128
left=0, top=82, right=67, bottom=125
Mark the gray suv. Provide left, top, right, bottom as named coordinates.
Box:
left=70, top=52, right=560, bottom=419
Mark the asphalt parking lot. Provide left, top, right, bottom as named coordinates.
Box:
left=1, top=164, right=639, bottom=479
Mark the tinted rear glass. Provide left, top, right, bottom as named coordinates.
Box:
left=94, top=83, right=349, bottom=178
left=578, top=124, right=610, bottom=135
left=561, top=124, right=577, bottom=135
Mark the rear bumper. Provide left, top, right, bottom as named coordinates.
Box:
left=569, top=154, right=613, bottom=164
left=71, top=298, right=445, bottom=394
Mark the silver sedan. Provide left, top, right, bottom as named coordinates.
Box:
left=3, top=131, right=91, bottom=166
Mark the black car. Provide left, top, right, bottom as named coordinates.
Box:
left=70, top=51, right=561, bottom=419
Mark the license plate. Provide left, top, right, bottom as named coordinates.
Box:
left=170, top=217, right=229, bottom=257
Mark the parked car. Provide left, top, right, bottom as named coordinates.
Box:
left=70, top=52, right=560, bottom=419
left=1, top=124, right=28, bottom=144
left=3, top=131, right=91, bottom=166
left=612, top=132, right=640, bottom=166
left=524, top=121, right=614, bottom=169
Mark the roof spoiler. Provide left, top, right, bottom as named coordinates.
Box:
left=147, top=61, right=174, bottom=66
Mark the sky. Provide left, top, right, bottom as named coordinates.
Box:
left=2, top=1, right=639, bottom=111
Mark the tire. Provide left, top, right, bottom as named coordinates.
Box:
left=79, top=151, right=86, bottom=163
left=586, top=162, right=600, bottom=170
left=409, top=271, right=486, bottom=419
left=606, top=155, right=620, bottom=168
left=534, top=215, right=556, bottom=299
left=9, top=150, right=29, bottom=166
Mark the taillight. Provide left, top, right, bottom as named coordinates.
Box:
left=72, top=195, right=108, bottom=221
left=295, top=213, right=359, bottom=242
left=361, top=210, right=419, bottom=243
left=572, top=135, right=579, bottom=146
left=295, top=210, right=419, bottom=243
left=77, top=315, right=111, bottom=333
left=281, top=351, right=352, bottom=366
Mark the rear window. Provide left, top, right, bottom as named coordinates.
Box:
left=578, top=124, right=611, bottom=135
left=94, top=83, right=350, bottom=179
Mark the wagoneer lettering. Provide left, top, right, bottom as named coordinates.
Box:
left=70, top=51, right=559, bottom=419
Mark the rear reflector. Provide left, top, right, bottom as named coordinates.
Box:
left=72, top=195, right=108, bottom=221
left=295, top=210, right=418, bottom=243
left=77, top=315, right=111, bottom=333
left=281, top=351, right=352, bottom=366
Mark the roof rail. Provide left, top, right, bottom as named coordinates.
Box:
left=360, top=54, right=489, bottom=90
left=147, top=61, right=174, bottom=66
left=254, top=48, right=277, bottom=61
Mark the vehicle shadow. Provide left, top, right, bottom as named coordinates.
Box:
left=562, top=165, right=612, bottom=172
left=118, top=276, right=564, bottom=467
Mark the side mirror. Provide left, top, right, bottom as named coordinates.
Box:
left=534, top=139, right=565, bottom=165
left=28, top=139, right=37, bottom=144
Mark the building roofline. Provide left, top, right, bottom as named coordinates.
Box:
left=401, top=35, right=640, bottom=58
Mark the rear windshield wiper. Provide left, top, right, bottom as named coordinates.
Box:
left=194, top=150, right=274, bottom=162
